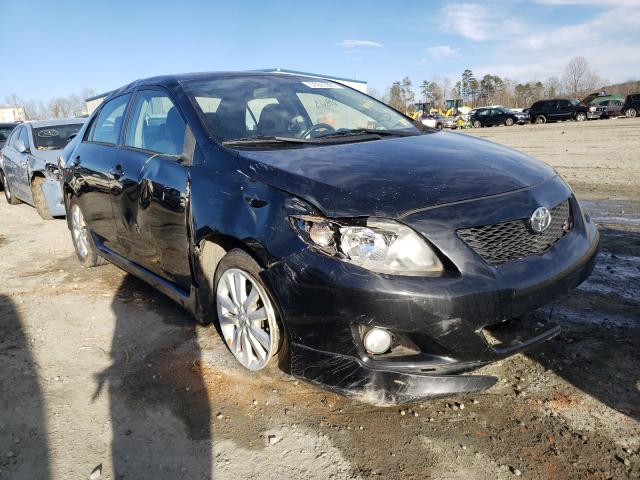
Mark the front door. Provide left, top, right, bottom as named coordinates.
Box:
left=110, top=88, right=192, bottom=289
left=556, top=100, right=572, bottom=120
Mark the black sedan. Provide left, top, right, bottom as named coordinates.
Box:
left=60, top=72, right=599, bottom=405
left=470, top=107, right=526, bottom=128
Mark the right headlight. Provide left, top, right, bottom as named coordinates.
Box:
left=290, top=216, right=444, bottom=276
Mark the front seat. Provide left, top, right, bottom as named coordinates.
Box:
left=152, top=107, right=185, bottom=155
left=257, top=104, right=291, bottom=137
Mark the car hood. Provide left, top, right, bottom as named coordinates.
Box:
left=235, top=132, right=556, bottom=218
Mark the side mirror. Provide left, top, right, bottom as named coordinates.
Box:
left=15, top=139, right=28, bottom=154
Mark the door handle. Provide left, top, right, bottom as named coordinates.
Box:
left=109, top=165, right=124, bottom=179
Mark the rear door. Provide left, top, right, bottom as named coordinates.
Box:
left=71, top=93, right=131, bottom=250
left=113, top=87, right=192, bottom=289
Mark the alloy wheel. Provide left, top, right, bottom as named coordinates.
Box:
left=626, top=108, right=637, bottom=118
left=576, top=112, right=586, bottom=121
left=216, top=268, right=278, bottom=370
left=70, top=204, right=89, bottom=259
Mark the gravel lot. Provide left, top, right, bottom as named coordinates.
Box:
left=1, top=118, right=639, bottom=480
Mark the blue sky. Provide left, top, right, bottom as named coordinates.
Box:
left=1, top=0, right=638, bottom=101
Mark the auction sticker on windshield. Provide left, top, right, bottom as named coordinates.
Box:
left=302, top=81, right=343, bottom=89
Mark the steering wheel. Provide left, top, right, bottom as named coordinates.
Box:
left=301, top=123, right=336, bottom=139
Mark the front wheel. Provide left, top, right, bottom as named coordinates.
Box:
left=575, top=112, right=587, bottom=122
left=436, top=123, right=443, bottom=130
left=215, top=249, right=283, bottom=371
left=472, top=120, right=482, bottom=128
left=1, top=171, right=21, bottom=205
left=505, top=117, right=514, bottom=126
left=625, top=108, right=637, bottom=118
left=31, top=177, right=54, bottom=220
left=68, top=197, right=106, bottom=267
left=535, top=115, right=547, bottom=124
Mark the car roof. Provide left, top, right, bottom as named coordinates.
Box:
left=0, top=122, right=18, bottom=127
left=107, top=71, right=336, bottom=97
left=24, top=118, right=86, bottom=128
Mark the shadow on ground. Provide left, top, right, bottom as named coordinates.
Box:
left=526, top=227, right=640, bottom=420
left=98, top=275, right=212, bottom=479
left=0, top=294, right=50, bottom=479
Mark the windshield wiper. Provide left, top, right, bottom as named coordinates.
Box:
left=222, top=136, right=313, bottom=146
left=314, top=128, right=417, bottom=139
left=222, top=133, right=384, bottom=146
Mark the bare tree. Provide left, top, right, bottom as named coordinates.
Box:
left=544, top=77, right=563, bottom=98
left=563, top=56, right=589, bottom=96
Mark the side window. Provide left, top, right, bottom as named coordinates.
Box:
left=126, top=90, right=185, bottom=156
left=478, top=109, right=490, bottom=117
left=8, top=127, right=21, bottom=148
left=557, top=100, right=570, bottom=108
left=19, top=126, right=31, bottom=149
left=90, top=94, right=131, bottom=145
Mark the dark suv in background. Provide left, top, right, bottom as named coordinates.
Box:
left=528, top=99, right=588, bottom=124
left=622, top=94, right=639, bottom=118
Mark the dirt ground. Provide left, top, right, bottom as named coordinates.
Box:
left=1, top=118, right=639, bottom=480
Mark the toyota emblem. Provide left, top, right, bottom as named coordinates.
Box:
left=530, top=207, right=552, bottom=233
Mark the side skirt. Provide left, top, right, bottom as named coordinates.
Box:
left=96, top=243, right=198, bottom=317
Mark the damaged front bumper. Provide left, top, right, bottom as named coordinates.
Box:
left=263, top=179, right=599, bottom=404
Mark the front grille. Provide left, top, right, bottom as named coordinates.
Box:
left=457, top=199, right=572, bottom=265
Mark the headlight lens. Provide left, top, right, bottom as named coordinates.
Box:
left=290, top=216, right=444, bottom=275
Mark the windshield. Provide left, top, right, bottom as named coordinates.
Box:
left=569, top=99, right=580, bottom=106
left=183, top=75, right=418, bottom=143
left=0, top=127, right=14, bottom=143
left=33, top=124, right=83, bottom=150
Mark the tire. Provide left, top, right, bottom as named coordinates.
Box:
left=575, top=112, right=587, bottom=122
left=472, top=120, right=482, bottom=128
left=535, top=115, right=546, bottom=125
left=214, top=248, right=284, bottom=371
left=31, top=177, right=54, bottom=220
left=625, top=108, right=637, bottom=118
left=68, top=196, right=107, bottom=267
left=505, top=117, right=514, bottom=126
left=1, top=171, right=21, bottom=205
left=436, top=123, right=443, bottom=131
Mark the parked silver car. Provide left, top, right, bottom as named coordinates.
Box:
left=0, top=119, right=83, bottom=218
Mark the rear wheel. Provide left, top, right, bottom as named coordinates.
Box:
left=505, top=117, right=514, bottom=126
left=69, top=197, right=106, bottom=267
left=215, top=249, right=283, bottom=371
left=535, top=115, right=546, bottom=124
left=436, top=123, right=443, bottom=130
left=31, top=177, right=54, bottom=220
left=472, top=120, right=482, bottom=128
left=626, top=108, right=637, bottom=118
left=575, top=112, right=587, bottom=122
left=2, top=171, right=21, bottom=205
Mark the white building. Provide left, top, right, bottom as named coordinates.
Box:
left=85, top=68, right=368, bottom=114
left=0, top=106, right=27, bottom=122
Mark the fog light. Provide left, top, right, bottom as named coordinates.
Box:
left=363, top=328, right=393, bottom=355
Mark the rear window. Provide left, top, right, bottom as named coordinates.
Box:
left=33, top=124, right=83, bottom=151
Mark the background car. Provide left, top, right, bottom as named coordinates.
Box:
left=469, top=107, right=524, bottom=127
left=0, top=118, right=83, bottom=218
left=590, top=99, right=625, bottom=119
left=528, top=99, right=588, bottom=124
left=420, top=113, right=445, bottom=130
left=622, top=93, right=640, bottom=118
left=0, top=122, right=18, bottom=150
